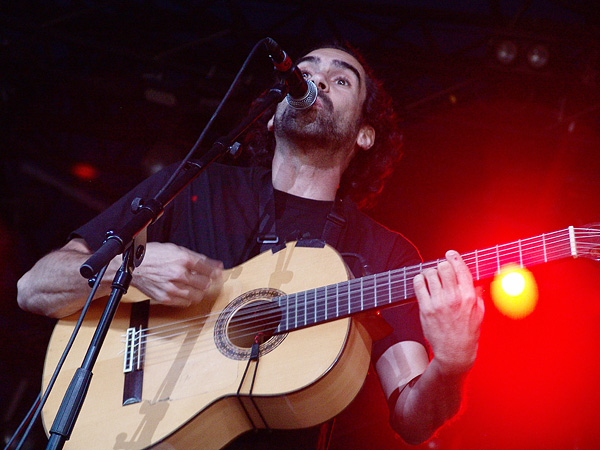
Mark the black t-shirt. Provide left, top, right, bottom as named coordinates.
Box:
left=71, top=162, right=426, bottom=448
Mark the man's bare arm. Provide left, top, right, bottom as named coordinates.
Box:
left=18, top=238, right=223, bottom=319
left=376, top=250, right=484, bottom=444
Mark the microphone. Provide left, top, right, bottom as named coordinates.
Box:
left=265, top=38, right=318, bottom=110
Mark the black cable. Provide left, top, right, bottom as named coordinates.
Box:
left=7, top=37, right=276, bottom=449
left=155, top=37, right=273, bottom=200
left=6, top=264, right=108, bottom=450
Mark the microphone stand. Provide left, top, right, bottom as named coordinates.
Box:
left=45, top=82, right=288, bottom=450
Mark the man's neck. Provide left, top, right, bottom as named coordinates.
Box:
left=271, top=147, right=346, bottom=201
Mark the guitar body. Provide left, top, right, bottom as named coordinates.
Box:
left=42, top=242, right=373, bottom=450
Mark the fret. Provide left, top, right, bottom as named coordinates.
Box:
left=373, top=274, right=377, bottom=308
left=304, top=289, right=313, bottom=326
left=314, top=287, right=326, bottom=324
left=304, top=290, right=308, bottom=327
left=518, top=239, right=523, bottom=268
left=542, top=233, right=547, bottom=262
left=276, top=227, right=589, bottom=334
left=360, top=278, right=364, bottom=311
left=363, top=275, right=376, bottom=312
left=495, top=244, right=500, bottom=274
left=389, top=271, right=392, bottom=304
left=314, top=288, right=318, bottom=323
left=294, top=292, right=298, bottom=330
left=519, top=237, right=532, bottom=268
left=336, top=283, right=339, bottom=318
left=347, top=280, right=351, bottom=316
left=324, top=285, right=328, bottom=321
left=327, top=284, right=337, bottom=320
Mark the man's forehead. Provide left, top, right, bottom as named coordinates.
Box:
left=298, top=48, right=366, bottom=85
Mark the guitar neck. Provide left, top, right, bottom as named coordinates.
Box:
left=275, top=227, right=582, bottom=334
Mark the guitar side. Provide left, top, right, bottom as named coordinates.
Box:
left=42, top=242, right=373, bottom=450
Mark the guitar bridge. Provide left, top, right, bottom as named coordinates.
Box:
left=122, top=301, right=149, bottom=405
left=123, top=326, right=144, bottom=373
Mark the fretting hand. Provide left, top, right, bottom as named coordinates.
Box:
left=413, top=250, right=485, bottom=375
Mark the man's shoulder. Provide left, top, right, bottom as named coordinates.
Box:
left=205, top=162, right=269, bottom=178
left=341, top=198, right=411, bottom=243
left=190, top=162, right=269, bottom=189
left=339, top=198, right=421, bottom=271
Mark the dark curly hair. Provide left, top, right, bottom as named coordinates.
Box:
left=243, top=41, right=403, bottom=209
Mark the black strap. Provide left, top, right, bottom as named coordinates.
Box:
left=257, top=184, right=347, bottom=252
left=256, top=173, right=279, bottom=254
left=321, top=197, right=346, bottom=248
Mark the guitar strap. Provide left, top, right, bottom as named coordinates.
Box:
left=256, top=175, right=347, bottom=253
left=256, top=175, right=278, bottom=254
left=321, top=196, right=346, bottom=248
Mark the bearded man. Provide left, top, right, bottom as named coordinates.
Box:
left=18, top=44, right=483, bottom=449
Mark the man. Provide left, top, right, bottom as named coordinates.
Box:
left=17, top=44, right=484, bottom=448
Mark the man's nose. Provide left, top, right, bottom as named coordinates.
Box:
left=311, top=73, right=329, bottom=92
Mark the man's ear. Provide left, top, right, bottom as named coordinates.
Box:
left=356, top=124, right=375, bottom=151
left=267, top=115, right=274, bottom=132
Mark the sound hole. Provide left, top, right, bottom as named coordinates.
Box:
left=227, top=300, right=283, bottom=349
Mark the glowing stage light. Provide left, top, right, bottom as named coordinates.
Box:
left=526, top=44, right=549, bottom=70
left=500, top=271, right=526, bottom=296
left=491, top=264, right=538, bottom=319
left=71, top=162, right=98, bottom=181
left=495, top=40, right=518, bottom=65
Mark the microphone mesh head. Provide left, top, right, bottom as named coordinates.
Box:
left=286, top=80, right=318, bottom=110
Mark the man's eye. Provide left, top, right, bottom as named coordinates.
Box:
left=335, top=78, right=349, bottom=86
left=302, top=72, right=311, bottom=79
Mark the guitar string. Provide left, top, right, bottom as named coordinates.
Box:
left=127, top=232, right=599, bottom=365
left=132, top=231, right=591, bottom=345
left=136, top=237, right=600, bottom=367
left=135, top=243, right=582, bottom=361
left=127, top=229, right=596, bottom=352
left=135, top=229, right=582, bottom=340
left=137, top=241, right=598, bottom=368
left=135, top=229, right=572, bottom=339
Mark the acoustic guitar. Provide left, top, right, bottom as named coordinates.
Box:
left=42, top=226, right=600, bottom=449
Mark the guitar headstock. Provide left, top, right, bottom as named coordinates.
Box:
left=575, top=224, right=600, bottom=261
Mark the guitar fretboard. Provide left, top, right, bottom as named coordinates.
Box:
left=275, top=227, right=579, bottom=334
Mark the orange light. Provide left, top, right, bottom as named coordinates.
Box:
left=491, top=264, right=538, bottom=319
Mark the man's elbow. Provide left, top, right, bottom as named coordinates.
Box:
left=17, top=272, right=35, bottom=312
left=17, top=272, right=53, bottom=317
left=390, top=416, right=435, bottom=446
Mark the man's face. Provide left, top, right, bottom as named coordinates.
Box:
left=272, top=47, right=371, bottom=162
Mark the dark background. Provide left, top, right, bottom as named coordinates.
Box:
left=2, top=1, right=600, bottom=449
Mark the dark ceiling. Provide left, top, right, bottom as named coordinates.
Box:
left=2, top=2, right=600, bottom=449
left=3, top=1, right=600, bottom=239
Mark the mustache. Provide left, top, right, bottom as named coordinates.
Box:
left=317, top=92, right=333, bottom=111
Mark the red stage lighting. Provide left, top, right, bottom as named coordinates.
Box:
left=71, top=162, right=99, bottom=182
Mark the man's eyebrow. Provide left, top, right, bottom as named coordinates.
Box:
left=296, top=55, right=362, bottom=85
left=332, top=59, right=362, bottom=85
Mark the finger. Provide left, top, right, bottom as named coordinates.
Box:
left=474, top=286, right=485, bottom=318
left=184, top=270, right=212, bottom=292
left=446, top=250, right=478, bottom=304
left=186, top=252, right=223, bottom=278
left=413, top=273, right=432, bottom=310
left=445, top=250, right=473, bottom=287
left=176, top=282, right=207, bottom=305
left=422, top=267, right=442, bottom=298
left=167, top=282, right=207, bottom=307
left=436, top=259, right=458, bottom=293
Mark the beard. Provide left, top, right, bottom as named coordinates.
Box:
left=273, top=93, right=360, bottom=159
